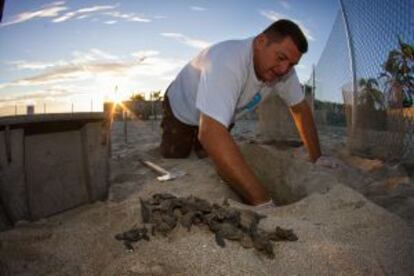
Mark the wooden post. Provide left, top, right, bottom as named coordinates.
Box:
left=123, top=108, right=128, bottom=144
left=151, top=92, right=155, bottom=132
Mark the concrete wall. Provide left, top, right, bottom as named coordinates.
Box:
left=0, top=113, right=109, bottom=226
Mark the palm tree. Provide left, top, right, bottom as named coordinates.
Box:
left=149, top=90, right=162, bottom=120
left=151, top=90, right=163, bottom=102
left=380, top=37, right=414, bottom=108
left=130, top=92, right=145, bottom=102
left=358, top=78, right=385, bottom=110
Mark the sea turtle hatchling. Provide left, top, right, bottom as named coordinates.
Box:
left=116, top=194, right=298, bottom=258
left=114, top=227, right=150, bottom=252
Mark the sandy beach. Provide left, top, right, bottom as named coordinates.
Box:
left=0, top=118, right=413, bottom=275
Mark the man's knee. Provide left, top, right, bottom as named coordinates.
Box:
left=159, top=96, right=195, bottom=159
left=160, top=128, right=193, bottom=158
left=160, top=141, right=192, bottom=158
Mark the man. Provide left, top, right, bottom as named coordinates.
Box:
left=160, top=19, right=322, bottom=206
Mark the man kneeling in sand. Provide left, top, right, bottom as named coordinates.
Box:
left=160, top=19, right=323, bottom=207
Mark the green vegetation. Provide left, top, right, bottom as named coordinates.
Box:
left=128, top=90, right=163, bottom=120
left=358, top=78, right=385, bottom=110
left=380, top=37, right=414, bottom=108
left=314, top=99, right=347, bottom=126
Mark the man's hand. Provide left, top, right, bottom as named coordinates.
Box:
left=198, top=113, right=271, bottom=205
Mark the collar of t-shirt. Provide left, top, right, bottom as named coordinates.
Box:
left=235, top=65, right=295, bottom=118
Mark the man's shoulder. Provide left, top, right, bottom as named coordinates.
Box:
left=203, top=37, right=253, bottom=63
left=213, top=37, right=253, bottom=49
left=189, top=38, right=252, bottom=79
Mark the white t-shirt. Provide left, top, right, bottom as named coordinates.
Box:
left=167, top=37, right=304, bottom=127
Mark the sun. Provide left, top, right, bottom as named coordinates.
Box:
left=106, top=85, right=127, bottom=107
left=111, top=91, right=123, bottom=105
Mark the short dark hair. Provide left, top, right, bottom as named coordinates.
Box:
left=262, top=19, right=308, bottom=53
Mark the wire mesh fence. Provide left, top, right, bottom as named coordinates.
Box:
left=308, top=0, right=414, bottom=163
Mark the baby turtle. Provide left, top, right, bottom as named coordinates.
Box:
left=238, top=209, right=266, bottom=233
left=267, top=226, right=298, bottom=242
left=180, top=211, right=204, bottom=231
left=211, top=222, right=245, bottom=247
left=251, top=231, right=275, bottom=259
left=115, top=227, right=150, bottom=251
left=122, top=194, right=299, bottom=259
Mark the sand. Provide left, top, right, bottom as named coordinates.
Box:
left=0, top=119, right=413, bottom=275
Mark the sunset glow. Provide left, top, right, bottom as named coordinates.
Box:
left=0, top=0, right=338, bottom=116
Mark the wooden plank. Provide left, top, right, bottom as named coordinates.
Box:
left=0, top=128, right=29, bottom=222
left=25, top=131, right=89, bottom=219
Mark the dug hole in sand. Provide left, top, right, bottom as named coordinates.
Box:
left=0, top=119, right=413, bottom=275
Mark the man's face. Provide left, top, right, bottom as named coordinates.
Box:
left=253, top=33, right=302, bottom=83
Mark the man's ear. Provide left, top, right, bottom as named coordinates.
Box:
left=254, top=33, right=267, bottom=50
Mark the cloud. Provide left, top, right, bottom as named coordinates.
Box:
left=160, top=33, right=211, bottom=49
left=0, top=49, right=184, bottom=91
left=0, top=46, right=188, bottom=114
left=103, top=11, right=151, bottom=23
left=131, top=50, right=160, bottom=61
left=1, top=2, right=68, bottom=27
left=8, top=60, right=63, bottom=70
left=52, top=4, right=117, bottom=23
left=279, top=1, right=291, bottom=10
left=154, top=15, right=167, bottom=19
left=7, top=49, right=118, bottom=72
left=43, top=1, right=66, bottom=8
left=1, top=2, right=150, bottom=27
left=259, top=10, right=314, bottom=41
left=0, top=49, right=186, bottom=114
left=4, top=66, right=91, bottom=87
left=76, top=14, right=92, bottom=20
left=52, top=11, right=76, bottom=23
left=0, top=87, right=70, bottom=103
left=190, top=6, right=207, bottom=11
left=78, top=48, right=118, bottom=61
left=78, top=6, right=117, bottom=14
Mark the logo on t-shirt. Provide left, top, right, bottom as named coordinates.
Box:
left=240, top=91, right=262, bottom=112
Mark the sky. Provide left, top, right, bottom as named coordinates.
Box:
left=0, top=0, right=338, bottom=115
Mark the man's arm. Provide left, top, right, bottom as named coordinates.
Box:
left=289, top=99, right=321, bottom=162
left=198, top=113, right=271, bottom=205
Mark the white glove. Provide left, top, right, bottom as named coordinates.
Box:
left=293, top=147, right=341, bottom=169
left=254, top=199, right=277, bottom=211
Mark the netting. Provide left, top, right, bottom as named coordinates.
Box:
left=308, top=0, right=414, bottom=162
